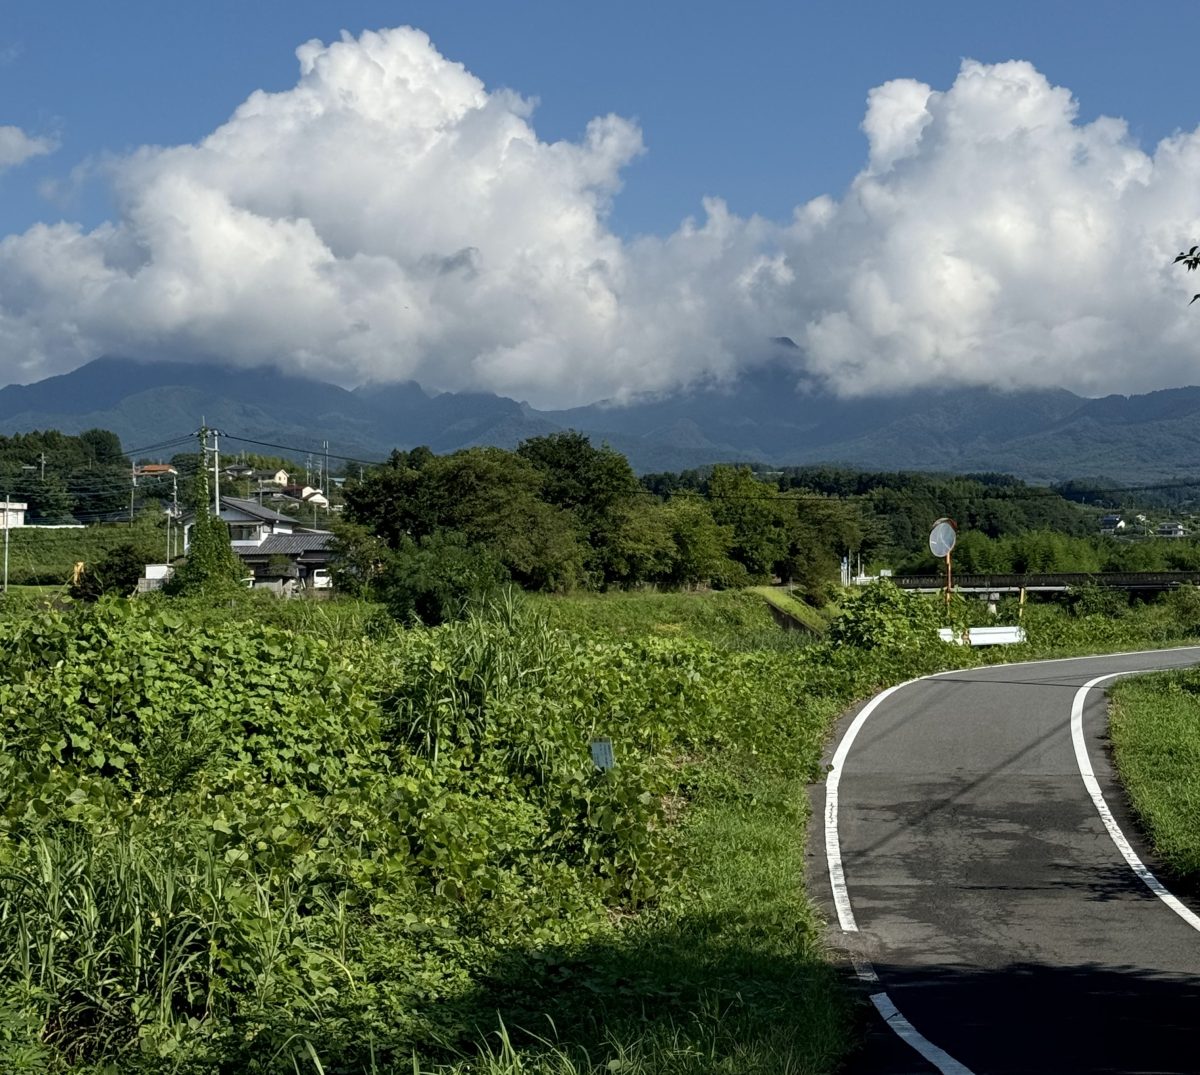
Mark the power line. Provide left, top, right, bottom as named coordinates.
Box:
left=219, top=433, right=383, bottom=469
left=123, top=434, right=197, bottom=456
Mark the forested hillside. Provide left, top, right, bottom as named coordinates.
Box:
left=0, top=429, right=132, bottom=522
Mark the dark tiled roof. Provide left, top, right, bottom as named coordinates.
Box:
left=220, top=496, right=298, bottom=524
left=236, top=533, right=334, bottom=556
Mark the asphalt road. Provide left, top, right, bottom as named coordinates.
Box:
left=811, top=648, right=1200, bottom=1074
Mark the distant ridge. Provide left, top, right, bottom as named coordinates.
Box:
left=3, top=355, right=1200, bottom=482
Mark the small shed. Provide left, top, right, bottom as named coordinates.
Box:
left=0, top=501, right=27, bottom=529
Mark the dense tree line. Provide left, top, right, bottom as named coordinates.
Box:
left=339, top=434, right=863, bottom=621
left=0, top=429, right=130, bottom=522
left=896, top=528, right=1200, bottom=575
left=644, top=465, right=1094, bottom=565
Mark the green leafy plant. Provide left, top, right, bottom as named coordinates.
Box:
left=827, top=579, right=943, bottom=651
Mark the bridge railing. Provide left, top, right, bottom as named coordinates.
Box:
left=888, top=571, right=1200, bottom=592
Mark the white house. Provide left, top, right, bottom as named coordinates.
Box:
left=181, top=496, right=334, bottom=590
left=282, top=484, right=329, bottom=508
left=183, top=497, right=300, bottom=550
left=0, top=501, right=27, bottom=528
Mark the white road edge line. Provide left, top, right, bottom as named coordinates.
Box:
left=826, top=674, right=976, bottom=1074
left=1071, top=673, right=1200, bottom=934
left=825, top=678, right=923, bottom=932
left=870, top=993, right=976, bottom=1075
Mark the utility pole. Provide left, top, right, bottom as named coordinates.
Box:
left=130, top=461, right=137, bottom=525
left=38, top=452, right=45, bottom=481
left=2, top=492, right=8, bottom=595
left=212, top=428, right=221, bottom=514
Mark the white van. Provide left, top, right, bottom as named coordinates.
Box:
left=310, top=568, right=333, bottom=590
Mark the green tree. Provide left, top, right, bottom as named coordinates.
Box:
left=79, top=428, right=128, bottom=466
left=776, top=495, right=863, bottom=601
left=707, top=465, right=788, bottom=581
left=380, top=531, right=508, bottom=625
left=517, top=432, right=643, bottom=586
left=592, top=500, right=676, bottom=587
left=517, top=431, right=638, bottom=519
left=658, top=496, right=733, bottom=588
left=29, top=475, right=74, bottom=523
left=327, top=519, right=391, bottom=597
left=347, top=447, right=586, bottom=592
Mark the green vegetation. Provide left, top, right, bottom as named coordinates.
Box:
left=67, top=540, right=161, bottom=601
left=645, top=466, right=1094, bottom=569
left=341, top=440, right=860, bottom=614
left=0, top=591, right=862, bottom=1073
left=533, top=589, right=782, bottom=647
left=897, top=527, right=1200, bottom=575
left=2, top=575, right=1200, bottom=1072
left=748, top=586, right=830, bottom=635
left=1, top=517, right=163, bottom=586
left=162, top=458, right=245, bottom=597
left=1110, top=664, right=1200, bottom=879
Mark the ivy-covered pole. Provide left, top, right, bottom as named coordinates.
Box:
left=164, top=427, right=244, bottom=596
left=2, top=489, right=9, bottom=595
left=212, top=428, right=220, bottom=515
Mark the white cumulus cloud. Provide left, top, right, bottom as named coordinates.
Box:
left=0, top=125, right=56, bottom=172
left=782, top=60, right=1200, bottom=397
left=2, top=38, right=1200, bottom=404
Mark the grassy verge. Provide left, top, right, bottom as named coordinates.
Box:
left=747, top=586, right=830, bottom=635
left=531, top=589, right=797, bottom=650
left=430, top=768, right=851, bottom=1074
left=1110, top=671, right=1200, bottom=879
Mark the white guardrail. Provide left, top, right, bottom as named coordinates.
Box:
left=937, top=625, right=1027, bottom=647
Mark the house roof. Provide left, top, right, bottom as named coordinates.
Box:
left=236, top=533, right=334, bottom=556
left=219, top=496, right=298, bottom=524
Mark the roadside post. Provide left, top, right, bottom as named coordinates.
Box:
left=929, top=517, right=957, bottom=616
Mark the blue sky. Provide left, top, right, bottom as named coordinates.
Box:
left=3, top=2, right=1200, bottom=402
left=5, top=1, right=1200, bottom=238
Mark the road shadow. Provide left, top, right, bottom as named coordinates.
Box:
left=845, top=957, right=1200, bottom=1075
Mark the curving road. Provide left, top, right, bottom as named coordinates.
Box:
left=811, top=648, right=1200, bottom=1074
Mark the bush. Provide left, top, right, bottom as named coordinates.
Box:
left=68, top=541, right=156, bottom=600
left=828, top=579, right=943, bottom=651
left=1067, top=583, right=1128, bottom=618
left=380, top=531, right=509, bottom=625
left=0, top=595, right=850, bottom=1071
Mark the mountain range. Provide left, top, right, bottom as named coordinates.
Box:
left=3, top=355, right=1200, bottom=484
